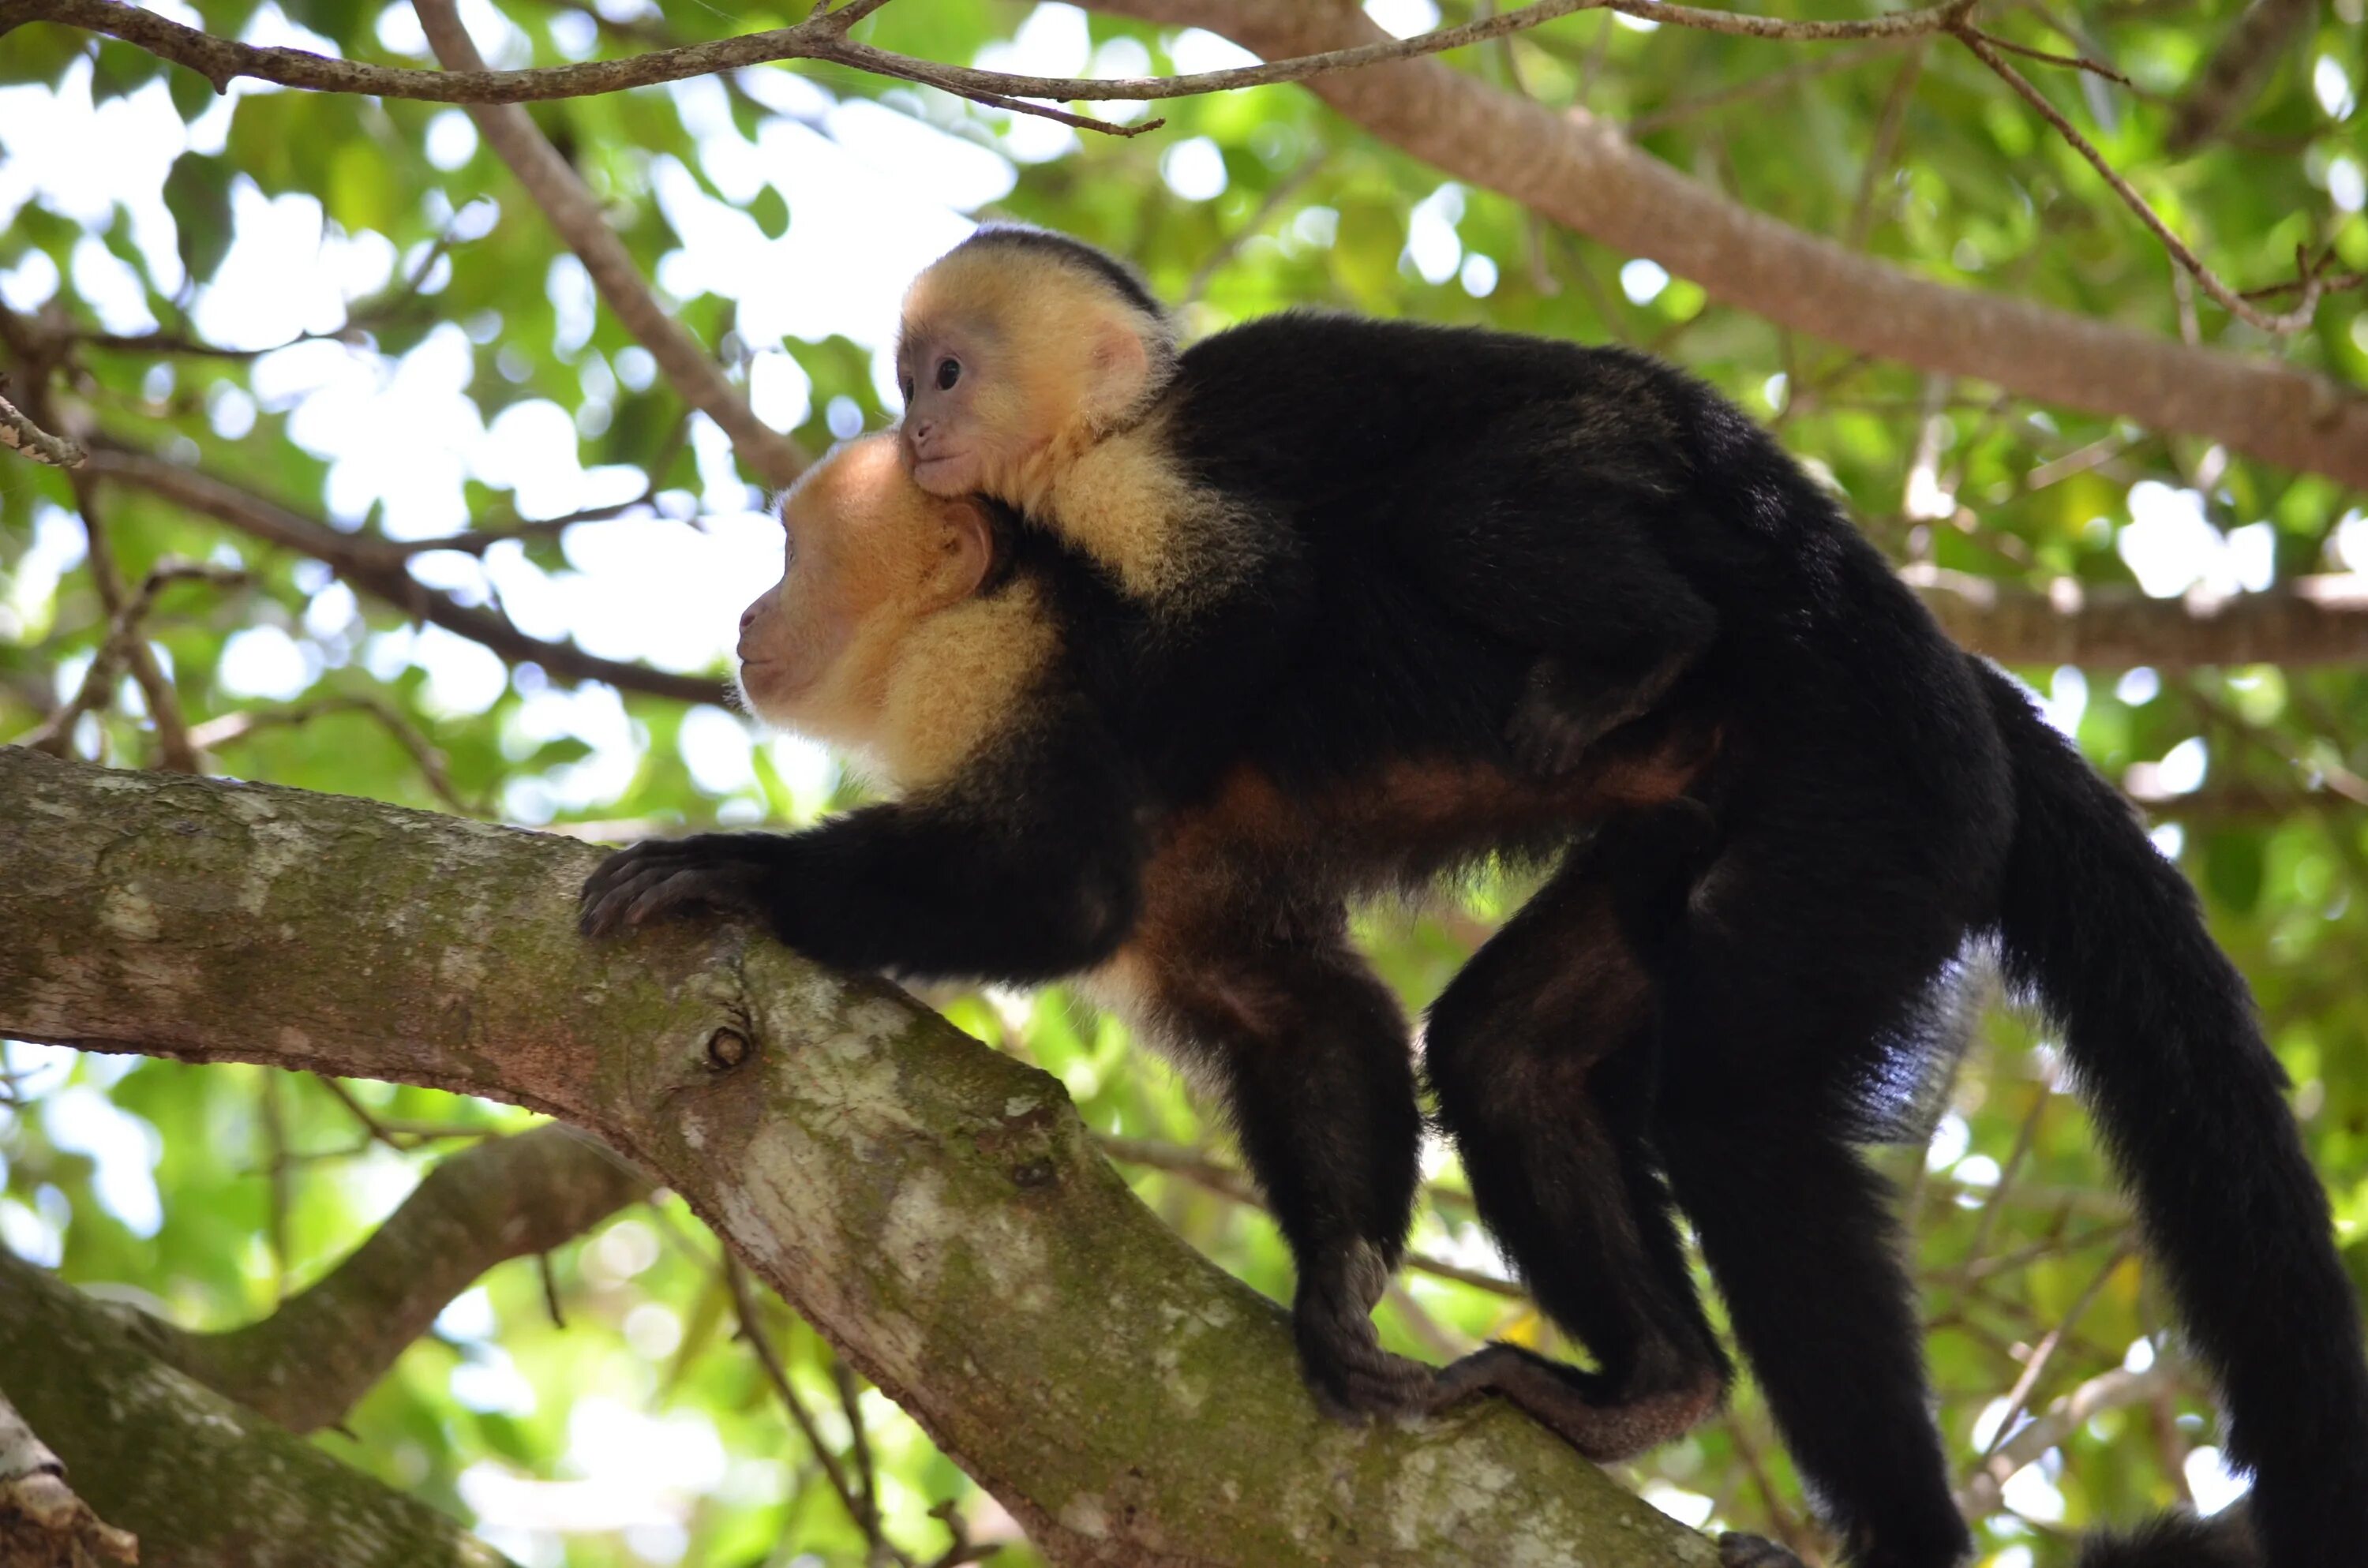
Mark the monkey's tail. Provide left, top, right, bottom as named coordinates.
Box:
left=1981, top=664, right=2368, bottom=1568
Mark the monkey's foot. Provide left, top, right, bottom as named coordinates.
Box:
left=1718, top=1534, right=1806, bottom=1568
left=1295, top=1244, right=1437, bottom=1421
left=579, top=836, right=776, bottom=937
left=1429, top=1343, right=1721, bottom=1463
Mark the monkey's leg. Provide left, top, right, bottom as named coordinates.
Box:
left=1651, top=823, right=1978, bottom=1568
left=1422, top=823, right=1728, bottom=1461
left=1150, top=922, right=1431, bottom=1420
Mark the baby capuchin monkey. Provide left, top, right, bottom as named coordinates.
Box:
left=865, top=230, right=2368, bottom=1568
left=894, top=226, right=1695, bottom=775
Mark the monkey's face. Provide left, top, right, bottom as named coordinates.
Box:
left=896, top=251, right=1160, bottom=507
left=894, top=317, right=999, bottom=498
left=736, top=436, right=993, bottom=750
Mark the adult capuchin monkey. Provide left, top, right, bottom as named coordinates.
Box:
left=580, top=430, right=1731, bottom=1456
left=860, top=227, right=2368, bottom=1568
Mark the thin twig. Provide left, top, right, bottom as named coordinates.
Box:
left=719, top=1256, right=887, bottom=1557
left=1963, top=26, right=2133, bottom=88
left=82, top=443, right=725, bottom=705
left=1631, top=38, right=1902, bottom=133
left=1848, top=41, right=1928, bottom=250
left=0, top=387, right=86, bottom=466
left=14, top=557, right=245, bottom=762
left=1097, top=1136, right=1519, bottom=1297
left=12, top=0, right=1984, bottom=114
left=1954, top=27, right=2325, bottom=334
left=191, top=694, right=483, bottom=814
left=1976, top=1244, right=2132, bottom=1464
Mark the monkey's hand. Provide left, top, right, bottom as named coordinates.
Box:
left=579, top=836, right=780, bottom=937
left=1294, top=1242, right=1437, bottom=1421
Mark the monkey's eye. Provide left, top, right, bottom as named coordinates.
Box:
left=897, top=375, right=915, bottom=404
left=935, top=357, right=961, bottom=391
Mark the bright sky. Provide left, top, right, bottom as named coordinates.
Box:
left=0, top=0, right=2304, bottom=1551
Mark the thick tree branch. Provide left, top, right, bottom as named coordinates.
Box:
left=82, top=443, right=727, bottom=705
left=0, top=1387, right=137, bottom=1568
left=0, top=749, right=1714, bottom=1568
left=1088, top=0, right=2368, bottom=488
left=142, top=1125, right=650, bottom=1435
left=0, top=1251, right=515, bottom=1567
left=1909, top=568, right=2368, bottom=670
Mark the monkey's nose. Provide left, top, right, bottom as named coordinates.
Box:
left=739, top=603, right=760, bottom=632
left=909, top=418, right=935, bottom=447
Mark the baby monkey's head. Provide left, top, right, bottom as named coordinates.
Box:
left=895, top=226, right=1177, bottom=507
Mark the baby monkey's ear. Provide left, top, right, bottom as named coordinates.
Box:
left=1085, top=316, right=1154, bottom=424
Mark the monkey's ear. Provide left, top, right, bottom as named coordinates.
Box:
left=927, top=499, right=998, bottom=606
left=1086, top=319, right=1152, bottom=419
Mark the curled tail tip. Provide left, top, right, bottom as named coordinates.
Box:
left=2079, top=1506, right=2258, bottom=1568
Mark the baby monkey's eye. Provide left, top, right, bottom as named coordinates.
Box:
left=935, top=357, right=962, bottom=391
left=897, top=375, right=915, bottom=404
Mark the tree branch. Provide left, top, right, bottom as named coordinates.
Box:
left=4, top=0, right=1966, bottom=110
left=408, top=0, right=808, bottom=492
left=14, top=557, right=245, bottom=764
left=0, top=1250, right=518, bottom=1567
left=1908, top=567, right=2368, bottom=670
left=0, top=387, right=85, bottom=468
left=2164, top=0, right=2316, bottom=154
left=81, top=443, right=727, bottom=705
left=140, top=1124, right=650, bottom=1435
left=1953, top=26, right=2321, bottom=335
left=1086, top=0, right=2368, bottom=488
left=0, top=1387, right=136, bottom=1568
left=0, top=748, right=1711, bottom=1568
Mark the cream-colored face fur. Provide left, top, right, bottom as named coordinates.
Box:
left=734, top=434, right=1056, bottom=791
left=896, top=245, right=1163, bottom=507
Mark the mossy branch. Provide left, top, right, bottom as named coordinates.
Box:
left=0, top=748, right=1714, bottom=1567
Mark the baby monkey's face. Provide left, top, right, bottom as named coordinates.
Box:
left=894, top=318, right=997, bottom=498
left=894, top=247, right=1163, bottom=509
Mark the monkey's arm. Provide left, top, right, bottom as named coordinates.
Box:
left=580, top=708, right=1147, bottom=982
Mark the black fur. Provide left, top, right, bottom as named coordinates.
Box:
left=586, top=302, right=2368, bottom=1568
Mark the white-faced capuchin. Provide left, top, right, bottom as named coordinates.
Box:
left=882, top=230, right=2363, bottom=1567
left=592, top=229, right=2368, bottom=1566
left=579, top=430, right=1729, bottom=1443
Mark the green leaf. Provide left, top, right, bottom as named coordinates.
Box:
left=163, top=151, right=237, bottom=283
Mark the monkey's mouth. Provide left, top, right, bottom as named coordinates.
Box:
left=909, top=451, right=976, bottom=490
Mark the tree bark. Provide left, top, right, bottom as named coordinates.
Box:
left=0, top=1385, right=137, bottom=1568
left=0, top=748, right=1714, bottom=1568
left=147, top=1124, right=650, bottom=1435
left=0, top=1252, right=514, bottom=1568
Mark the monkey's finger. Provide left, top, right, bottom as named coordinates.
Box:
left=621, top=867, right=737, bottom=929
left=580, top=859, right=696, bottom=935
left=580, top=844, right=664, bottom=906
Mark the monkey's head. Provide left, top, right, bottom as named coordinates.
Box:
left=734, top=433, right=1000, bottom=755
left=895, top=226, right=1177, bottom=507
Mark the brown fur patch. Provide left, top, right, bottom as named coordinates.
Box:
left=1096, top=719, right=1721, bottom=1029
